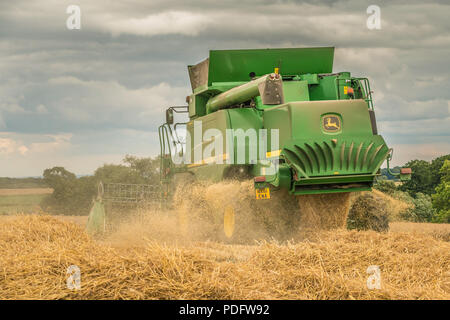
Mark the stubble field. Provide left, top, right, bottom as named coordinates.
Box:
left=0, top=213, right=448, bottom=300
left=0, top=185, right=448, bottom=300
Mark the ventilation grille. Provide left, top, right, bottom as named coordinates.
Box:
left=283, top=140, right=389, bottom=178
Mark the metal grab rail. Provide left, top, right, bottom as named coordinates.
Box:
left=158, top=106, right=189, bottom=181
left=356, top=78, right=374, bottom=110
left=335, top=77, right=374, bottom=110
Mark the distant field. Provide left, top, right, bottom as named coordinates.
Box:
left=0, top=177, right=46, bottom=189
left=390, top=221, right=450, bottom=241
left=0, top=188, right=52, bottom=215
left=0, top=188, right=53, bottom=195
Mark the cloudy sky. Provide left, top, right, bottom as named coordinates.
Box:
left=0, top=0, right=449, bottom=177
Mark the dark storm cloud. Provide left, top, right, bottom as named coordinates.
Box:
left=0, top=0, right=449, bottom=175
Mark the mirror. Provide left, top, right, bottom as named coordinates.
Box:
left=166, top=108, right=174, bottom=125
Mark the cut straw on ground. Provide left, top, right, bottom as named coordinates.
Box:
left=0, top=215, right=448, bottom=300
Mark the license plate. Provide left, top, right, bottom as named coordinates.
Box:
left=255, top=187, right=270, bottom=200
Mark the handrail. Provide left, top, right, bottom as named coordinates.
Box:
left=355, top=77, right=374, bottom=110
left=158, top=105, right=189, bottom=182
left=335, top=77, right=374, bottom=110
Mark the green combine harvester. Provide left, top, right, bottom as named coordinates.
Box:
left=87, top=47, right=410, bottom=237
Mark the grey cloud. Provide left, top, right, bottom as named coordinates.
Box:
left=0, top=0, right=449, bottom=175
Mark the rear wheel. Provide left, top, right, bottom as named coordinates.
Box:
left=173, top=180, right=302, bottom=243
left=223, top=205, right=235, bottom=239
left=218, top=187, right=301, bottom=243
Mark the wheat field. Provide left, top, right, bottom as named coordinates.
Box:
left=0, top=214, right=448, bottom=300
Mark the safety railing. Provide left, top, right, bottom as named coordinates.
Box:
left=158, top=106, right=189, bottom=181
left=98, top=182, right=161, bottom=204
left=335, top=77, right=374, bottom=110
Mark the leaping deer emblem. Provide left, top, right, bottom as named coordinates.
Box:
left=324, top=116, right=340, bottom=130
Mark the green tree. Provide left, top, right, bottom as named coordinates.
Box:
left=374, top=179, right=397, bottom=196
left=42, top=167, right=76, bottom=190
left=41, top=167, right=87, bottom=215
left=93, top=156, right=161, bottom=185
left=432, top=160, right=450, bottom=223
left=72, top=175, right=97, bottom=214
left=430, top=154, right=450, bottom=188
left=94, top=164, right=144, bottom=184
left=42, top=167, right=76, bottom=204
left=399, top=193, right=435, bottom=222
left=41, top=155, right=161, bottom=215
left=399, top=159, right=433, bottom=197
left=398, top=155, right=450, bottom=197
left=123, top=154, right=160, bottom=183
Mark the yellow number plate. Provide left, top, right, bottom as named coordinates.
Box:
left=255, top=187, right=270, bottom=200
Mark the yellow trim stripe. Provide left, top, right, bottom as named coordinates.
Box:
left=187, top=154, right=229, bottom=168
left=266, top=149, right=281, bottom=158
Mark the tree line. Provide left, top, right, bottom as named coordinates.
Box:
left=375, top=154, right=450, bottom=223
left=41, top=155, right=160, bottom=215
left=39, top=153, right=450, bottom=222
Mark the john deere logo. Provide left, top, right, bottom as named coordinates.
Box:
left=323, top=115, right=341, bottom=132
